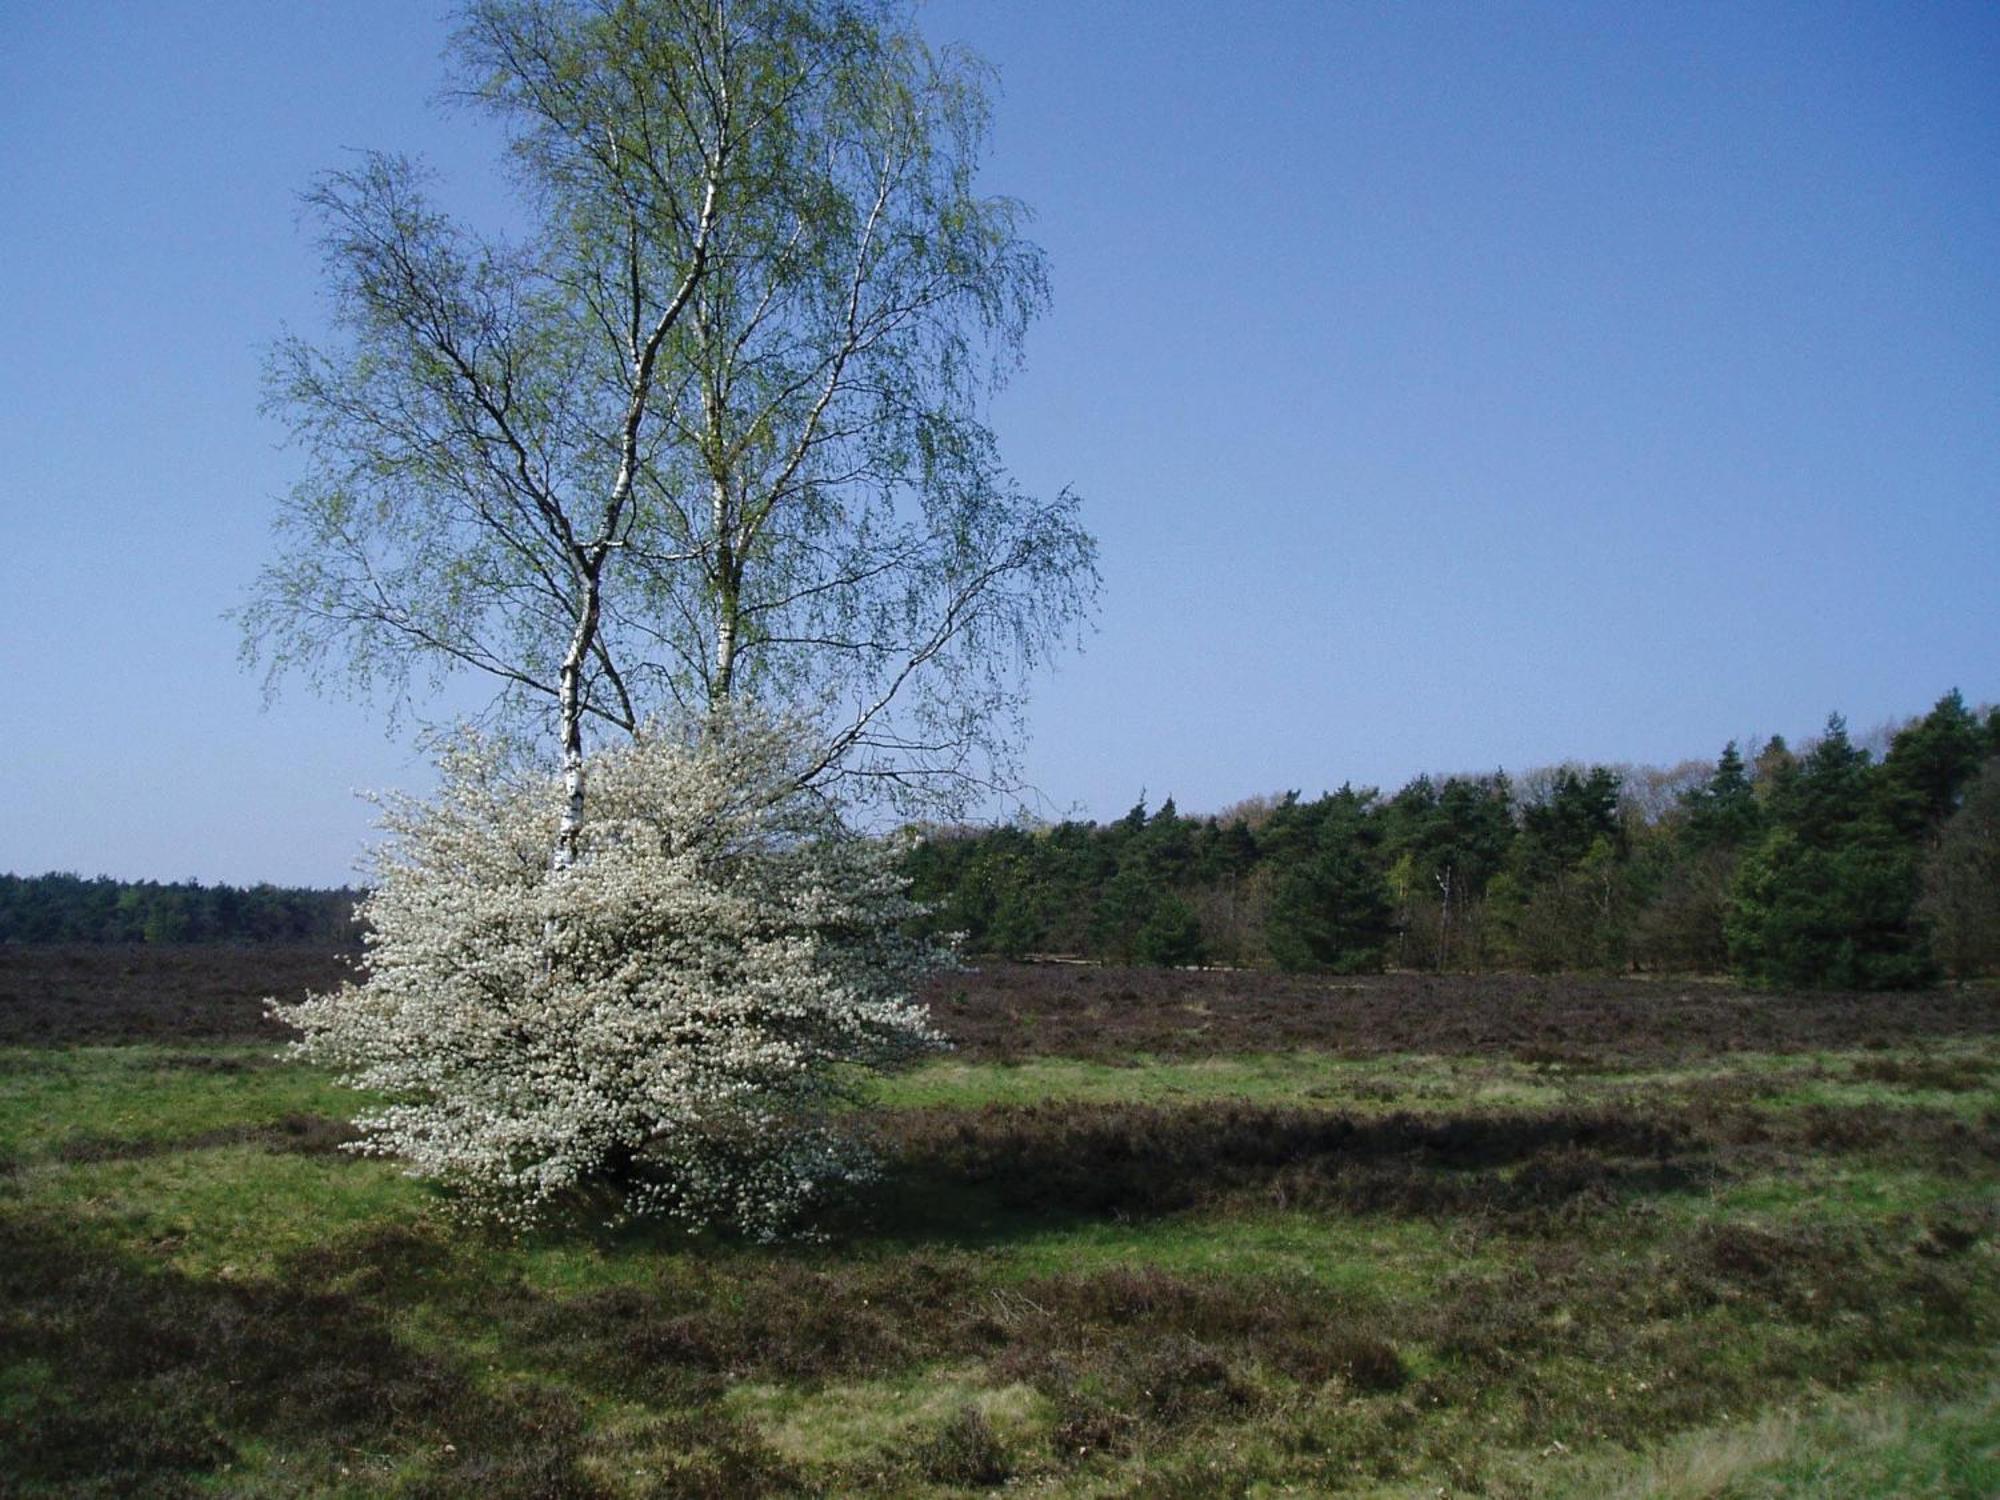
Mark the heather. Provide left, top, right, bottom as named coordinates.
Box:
left=3, top=948, right=1996, bottom=1495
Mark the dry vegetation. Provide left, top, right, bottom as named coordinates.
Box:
left=2, top=948, right=1997, bottom=1496
left=0, top=945, right=353, bottom=1046
left=925, top=961, right=2000, bottom=1066
left=10, top=948, right=1997, bottom=1061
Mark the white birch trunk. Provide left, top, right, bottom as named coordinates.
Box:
left=553, top=580, right=601, bottom=872
left=710, top=476, right=740, bottom=705
left=714, top=608, right=738, bottom=703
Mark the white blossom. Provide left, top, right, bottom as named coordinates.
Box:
left=275, top=713, right=950, bottom=1237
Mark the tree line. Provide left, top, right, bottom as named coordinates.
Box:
left=0, top=874, right=361, bottom=946
left=11, top=693, right=1995, bottom=986
left=905, top=691, right=2000, bottom=988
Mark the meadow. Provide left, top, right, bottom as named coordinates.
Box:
left=2, top=948, right=1996, bottom=1497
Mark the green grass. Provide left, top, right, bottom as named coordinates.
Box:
left=725, top=1370, right=1052, bottom=1469
left=4, top=1027, right=1997, bottom=1496
left=867, top=1039, right=2000, bottom=1118
left=872, top=1049, right=1605, bottom=1111
left=24, top=1147, right=419, bottom=1278
left=0, top=1045, right=358, bottom=1160
left=963, top=1207, right=1491, bottom=1294
left=1536, top=1383, right=2000, bottom=1498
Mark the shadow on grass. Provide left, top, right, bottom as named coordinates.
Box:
left=501, top=1186, right=1994, bottom=1484
left=5, top=1104, right=1994, bottom=1498
left=49, top=1113, right=364, bottom=1167
left=0, top=1210, right=794, bottom=1498
left=857, top=1101, right=1717, bottom=1243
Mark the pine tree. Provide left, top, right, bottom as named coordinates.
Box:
left=1683, top=742, right=1761, bottom=851
left=1266, top=788, right=1393, bottom=973
left=1135, top=892, right=1207, bottom=968
left=1881, top=690, right=1986, bottom=836
left=1729, top=715, right=1932, bottom=988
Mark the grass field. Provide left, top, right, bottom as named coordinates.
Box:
left=2, top=949, right=1997, bottom=1496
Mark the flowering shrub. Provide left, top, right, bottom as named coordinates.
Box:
left=277, top=715, right=949, bottom=1235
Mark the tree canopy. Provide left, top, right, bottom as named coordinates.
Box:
left=243, top=0, right=1096, bottom=826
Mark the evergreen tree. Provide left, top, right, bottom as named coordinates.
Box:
left=1764, top=716, right=1872, bottom=848
left=1752, top=735, right=1799, bottom=804
left=1143, top=798, right=1196, bottom=885
left=1089, top=866, right=1150, bottom=964
left=1515, top=767, right=1624, bottom=883
left=1135, top=891, right=1207, bottom=967
left=1881, top=690, right=1986, bottom=836
left=0, top=872, right=361, bottom=945
left=1037, top=820, right=1110, bottom=954
left=1728, top=715, right=1932, bottom=988
left=1265, top=788, right=1393, bottom=973
left=1682, top=742, right=1761, bottom=851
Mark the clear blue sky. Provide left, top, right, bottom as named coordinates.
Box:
left=3, top=1, right=1995, bottom=886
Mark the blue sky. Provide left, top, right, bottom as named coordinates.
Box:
left=2, top=1, right=1995, bottom=886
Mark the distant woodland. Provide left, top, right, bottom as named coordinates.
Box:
left=7, top=691, right=1996, bottom=988
left=907, top=691, right=2000, bottom=989
left=0, top=875, right=361, bottom=947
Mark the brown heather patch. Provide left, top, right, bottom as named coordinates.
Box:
left=9, top=947, right=1998, bottom=1061
left=1597, top=1071, right=2000, bottom=1169
left=1847, top=1052, right=1996, bottom=1092
left=922, top=961, right=2000, bottom=1065
left=855, top=1092, right=1998, bottom=1261
left=0, top=945, right=356, bottom=1046
left=479, top=1251, right=1415, bottom=1464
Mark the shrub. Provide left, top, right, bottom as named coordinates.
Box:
left=915, top=1405, right=1011, bottom=1487
left=277, top=715, right=949, bottom=1235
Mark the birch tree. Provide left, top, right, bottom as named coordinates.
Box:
left=242, top=0, right=1096, bottom=849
